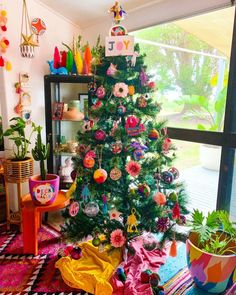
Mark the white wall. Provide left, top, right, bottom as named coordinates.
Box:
left=0, top=0, right=81, bottom=209
left=83, top=0, right=232, bottom=46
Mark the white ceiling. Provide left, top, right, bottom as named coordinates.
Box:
left=38, top=0, right=165, bottom=28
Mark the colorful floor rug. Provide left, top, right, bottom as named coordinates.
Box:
left=0, top=225, right=235, bottom=294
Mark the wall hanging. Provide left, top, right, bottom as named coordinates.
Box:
left=0, top=3, right=11, bottom=70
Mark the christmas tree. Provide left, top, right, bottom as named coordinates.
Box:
left=61, top=37, right=188, bottom=253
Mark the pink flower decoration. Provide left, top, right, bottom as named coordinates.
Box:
left=125, top=115, right=139, bottom=128
left=94, top=130, right=106, bottom=141
left=163, top=138, right=171, bottom=153
left=126, top=161, right=141, bottom=177
left=110, top=229, right=126, bottom=248
left=96, top=86, right=106, bottom=99
left=113, top=82, right=129, bottom=98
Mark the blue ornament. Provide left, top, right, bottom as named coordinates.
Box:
left=81, top=185, right=90, bottom=202
left=161, top=171, right=174, bottom=184
left=133, top=149, right=144, bottom=160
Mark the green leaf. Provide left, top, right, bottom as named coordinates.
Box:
left=191, top=209, right=204, bottom=226
left=206, top=210, right=219, bottom=228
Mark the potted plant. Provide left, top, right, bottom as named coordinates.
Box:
left=186, top=209, right=236, bottom=293
left=29, top=125, right=59, bottom=206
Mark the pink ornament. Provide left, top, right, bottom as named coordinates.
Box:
left=163, top=138, right=171, bottom=153
left=96, top=86, right=106, bottom=99
left=113, top=82, right=129, bottom=98
left=153, top=192, right=166, bottom=206
left=125, top=116, right=139, bottom=128
left=94, top=130, right=106, bottom=141
left=107, top=63, right=117, bottom=76
left=148, top=81, right=156, bottom=89
left=69, top=201, right=80, bottom=217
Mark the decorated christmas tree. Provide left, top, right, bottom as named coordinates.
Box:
left=61, top=3, right=188, bottom=257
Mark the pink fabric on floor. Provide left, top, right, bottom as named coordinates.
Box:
left=111, top=237, right=167, bottom=295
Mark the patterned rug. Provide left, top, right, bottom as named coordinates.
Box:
left=0, top=226, right=235, bottom=294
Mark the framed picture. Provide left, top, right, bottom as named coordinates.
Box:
left=79, top=93, right=89, bottom=116
left=52, top=102, right=64, bottom=120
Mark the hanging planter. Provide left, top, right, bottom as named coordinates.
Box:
left=20, top=0, right=38, bottom=58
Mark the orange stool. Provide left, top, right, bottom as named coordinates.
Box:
left=21, top=191, right=70, bottom=255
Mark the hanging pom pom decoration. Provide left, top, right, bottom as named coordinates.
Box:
left=107, top=63, right=118, bottom=77
left=96, top=85, right=106, bottom=99
left=169, top=240, right=177, bottom=257
left=127, top=208, right=138, bottom=233
left=31, top=18, right=46, bottom=43
left=156, top=217, right=170, bottom=232
left=69, top=201, right=80, bottom=217
left=102, top=194, right=108, bottom=214
left=84, top=202, right=99, bottom=217
left=172, top=202, right=181, bottom=219
left=148, top=129, right=159, bottom=140
left=110, top=167, right=122, bottom=181
left=81, top=185, right=90, bottom=202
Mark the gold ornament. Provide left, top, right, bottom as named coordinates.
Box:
left=21, top=33, right=38, bottom=47
left=110, top=167, right=122, bottom=181
left=126, top=208, right=138, bottom=233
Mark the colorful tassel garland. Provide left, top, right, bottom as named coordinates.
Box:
left=169, top=240, right=177, bottom=257
left=5, top=60, right=11, bottom=71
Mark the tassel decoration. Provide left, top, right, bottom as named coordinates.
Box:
left=81, top=185, right=90, bottom=202
left=66, top=180, right=77, bottom=199
left=169, top=240, right=177, bottom=257
left=102, top=194, right=108, bottom=214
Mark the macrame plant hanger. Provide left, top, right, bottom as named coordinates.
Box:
left=20, top=0, right=38, bottom=58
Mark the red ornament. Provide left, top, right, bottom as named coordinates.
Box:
left=0, top=56, right=4, bottom=67
left=147, top=81, right=156, bottom=89
left=93, top=168, right=107, bottom=183
left=172, top=202, right=180, bottom=219
left=94, top=130, right=106, bottom=141
left=83, top=157, right=95, bottom=169
left=153, top=192, right=166, bottom=205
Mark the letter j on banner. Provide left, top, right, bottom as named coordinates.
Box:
left=105, top=36, right=134, bottom=56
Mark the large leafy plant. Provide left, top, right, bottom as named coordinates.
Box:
left=190, top=209, right=236, bottom=255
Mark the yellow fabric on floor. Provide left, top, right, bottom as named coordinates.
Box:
left=55, top=240, right=122, bottom=295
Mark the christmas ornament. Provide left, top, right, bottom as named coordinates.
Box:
left=156, top=217, right=170, bottom=232
left=128, top=85, right=135, bottom=96
left=125, top=116, right=145, bottom=137
left=127, top=208, right=138, bottom=233
left=139, top=68, right=148, bottom=86
left=110, top=24, right=127, bottom=36
left=102, top=194, right=108, bottom=214
left=66, top=180, right=76, bottom=199
left=172, top=202, right=181, bottom=219
left=70, top=247, right=82, bottom=260
left=110, top=229, right=126, bottom=248
left=117, top=104, right=126, bottom=115
left=169, top=240, right=177, bottom=257
left=110, top=167, right=122, bottom=181
left=109, top=1, right=127, bottom=24
left=92, top=237, right=101, bottom=246
left=96, top=85, right=106, bottom=99
left=168, top=191, right=178, bottom=202
left=31, top=18, right=46, bottom=42
left=138, top=183, right=150, bottom=197
left=125, top=161, right=141, bottom=177
left=141, top=269, right=152, bottom=283
left=133, top=149, right=144, bottom=160
left=153, top=192, right=166, bottom=206
left=69, top=201, right=80, bottom=217
left=163, top=138, right=171, bottom=153
left=91, top=100, right=103, bottom=110
left=111, top=141, right=122, bottom=154
left=83, top=156, right=95, bottom=169
left=94, top=168, right=107, bottom=183
left=137, top=96, right=147, bottom=108
left=150, top=273, right=161, bottom=287
left=109, top=208, right=122, bottom=221
left=84, top=202, right=99, bottom=217
left=113, top=82, right=129, bottom=98
left=106, top=63, right=117, bottom=76
left=168, top=167, right=179, bottom=179
left=147, top=81, right=156, bottom=89
left=94, top=130, right=106, bottom=141
left=144, top=175, right=155, bottom=186
left=161, top=171, right=174, bottom=184
left=117, top=267, right=127, bottom=282
left=177, top=215, right=186, bottom=225
left=81, top=185, right=90, bottom=202
left=148, top=129, right=159, bottom=140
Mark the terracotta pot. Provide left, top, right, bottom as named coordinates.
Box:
left=29, top=174, right=59, bottom=206
left=186, top=232, right=236, bottom=293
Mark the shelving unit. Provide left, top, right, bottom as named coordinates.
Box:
left=44, top=75, right=94, bottom=189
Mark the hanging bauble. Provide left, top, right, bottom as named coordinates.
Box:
left=106, top=63, right=117, bottom=77
left=128, top=85, right=135, bottom=96
left=141, top=270, right=152, bottom=283
left=168, top=191, right=178, bottom=202
left=153, top=191, right=166, bottom=206
left=70, top=247, right=82, bottom=260
left=84, top=201, right=99, bottom=217
left=31, top=18, right=46, bottom=42
left=133, top=149, right=144, bottom=161
left=137, top=96, right=147, bottom=108
left=172, top=202, right=181, bottom=219
left=96, top=85, right=106, bottom=99
left=177, top=214, right=186, bottom=225
left=150, top=273, right=161, bottom=288
left=127, top=208, right=138, bottom=233
left=81, top=185, right=90, bottom=202
left=156, top=217, right=170, bottom=232
left=163, top=138, right=172, bottom=153
left=92, top=237, right=101, bottom=246
left=110, top=167, right=122, bottom=181
left=111, top=141, right=122, bottom=154
left=147, top=81, right=156, bottom=89
left=69, top=201, right=80, bottom=217
left=94, top=130, right=106, bottom=141
left=168, top=167, right=179, bottom=179
left=138, top=183, right=150, bottom=197
left=161, top=171, right=174, bottom=184
left=148, top=129, right=159, bottom=140
left=93, top=168, right=107, bottom=183
left=117, top=104, right=126, bottom=115
left=144, top=175, right=155, bottom=186
left=83, top=157, right=95, bottom=169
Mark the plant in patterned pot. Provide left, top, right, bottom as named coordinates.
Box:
left=186, top=209, right=236, bottom=293
left=29, top=125, right=59, bottom=205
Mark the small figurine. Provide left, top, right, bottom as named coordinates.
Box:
left=59, top=157, right=73, bottom=183
left=109, top=1, right=126, bottom=24
left=47, top=60, right=68, bottom=75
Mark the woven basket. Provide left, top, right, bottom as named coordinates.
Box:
left=3, top=157, right=34, bottom=183
left=20, top=45, right=35, bottom=58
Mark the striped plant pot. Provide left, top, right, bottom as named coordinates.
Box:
left=186, top=232, right=236, bottom=293
left=20, top=45, right=35, bottom=58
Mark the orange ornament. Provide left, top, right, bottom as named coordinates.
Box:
left=83, top=157, right=95, bottom=169
left=153, top=192, right=166, bottom=205
left=93, top=168, right=107, bottom=184
left=128, top=85, right=135, bottom=96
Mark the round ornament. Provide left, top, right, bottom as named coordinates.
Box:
left=138, top=183, right=150, bottom=197
left=161, top=171, right=174, bottom=184
left=96, top=85, right=106, bottom=99
left=93, top=168, right=107, bottom=183
left=168, top=191, right=178, bottom=202
left=148, top=129, right=159, bottom=140
left=110, top=167, right=122, bottom=181
left=153, top=191, right=166, bottom=206
left=94, top=130, right=106, bottom=141
left=84, top=202, right=99, bottom=217
left=111, top=141, right=122, bottom=154
left=117, top=104, right=126, bottom=115
left=83, top=157, right=95, bottom=169
left=92, top=237, right=101, bottom=246
left=110, top=25, right=127, bottom=36
left=156, top=217, right=170, bottom=232
left=133, top=149, right=144, bottom=160
left=69, top=201, right=80, bottom=217
left=168, top=167, right=179, bottom=179
left=137, top=96, right=147, bottom=108
left=70, top=247, right=82, bottom=260
left=128, top=85, right=135, bottom=96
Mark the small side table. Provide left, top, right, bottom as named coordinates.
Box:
left=21, top=191, right=70, bottom=255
